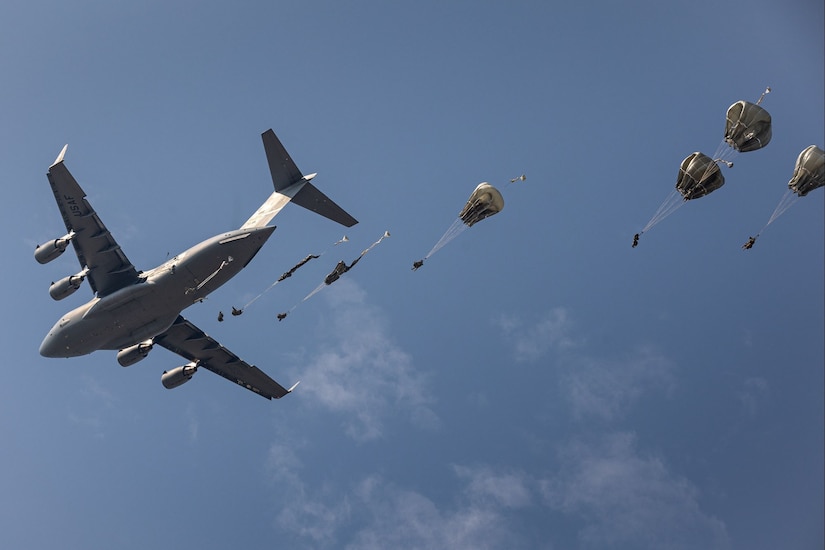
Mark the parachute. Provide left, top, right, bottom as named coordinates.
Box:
left=459, top=183, right=505, bottom=226
left=413, top=182, right=504, bottom=269
left=788, top=145, right=825, bottom=197
left=724, top=99, right=772, bottom=152
left=712, top=87, right=772, bottom=167
left=675, top=152, right=726, bottom=200
left=742, top=144, right=825, bottom=249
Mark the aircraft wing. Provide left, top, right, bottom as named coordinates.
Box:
left=154, top=316, right=296, bottom=400
left=46, top=146, right=141, bottom=297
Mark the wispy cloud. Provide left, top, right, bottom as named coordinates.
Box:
left=267, top=433, right=728, bottom=549
left=452, top=464, right=532, bottom=509
left=498, top=309, right=675, bottom=422
left=496, top=307, right=578, bottom=361
left=737, top=376, right=769, bottom=416
left=297, top=279, right=439, bottom=441
left=66, top=374, right=118, bottom=438
left=541, top=432, right=730, bottom=550
left=563, top=346, right=675, bottom=422
left=267, top=450, right=534, bottom=550
left=185, top=403, right=199, bottom=441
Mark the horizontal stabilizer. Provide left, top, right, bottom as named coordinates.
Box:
left=291, top=181, right=358, bottom=227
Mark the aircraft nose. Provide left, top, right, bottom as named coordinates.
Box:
left=39, top=325, right=70, bottom=358
left=39, top=333, right=60, bottom=358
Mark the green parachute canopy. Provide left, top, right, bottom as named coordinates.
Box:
left=459, top=182, right=505, bottom=227
left=724, top=100, right=772, bottom=152
left=788, top=145, right=825, bottom=197
left=675, top=152, right=725, bottom=200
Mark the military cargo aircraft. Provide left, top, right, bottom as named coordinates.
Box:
left=36, top=129, right=356, bottom=400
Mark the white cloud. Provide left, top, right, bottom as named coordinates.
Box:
left=498, top=309, right=675, bottom=422
left=184, top=403, right=199, bottom=442
left=541, top=432, right=730, bottom=550
left=267, top=455, right=534, bottom=550
left=737, top=376, right=770, bottom=416
left=452, top=464, right=532, bottom=509
left=346, top=476, right=522, bottom=550
left=298, top=279, right=438, bottom=441
left=496, top=308, right=578, bottom=362
left=563, top=346, right=675, bottom=422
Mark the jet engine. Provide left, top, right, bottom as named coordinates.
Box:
left=49, top=268, right=89, bottom=300
left=35, top=232, right=74, bottom=264
left=117, top=339, right=154, bottom=367
left=161, top=362, right=198, bottom=389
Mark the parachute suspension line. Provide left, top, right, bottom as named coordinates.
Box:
left=710, top=139, right=738, bottom=169
left=641, top=189, right=685, bottom=233
left=424, top=217, right=469, bottom=260
left=743, top=188, right=796, bottom=247
left=765, top=189, right=800, bottom=229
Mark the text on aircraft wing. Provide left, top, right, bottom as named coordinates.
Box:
left=46, top=152, right=140, bottom=296
left=154, top=316, right=294, bottom=400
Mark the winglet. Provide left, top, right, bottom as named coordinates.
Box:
left=51, top=144, right=68, bottom=168
left=287, top=380, right=301, bottom=393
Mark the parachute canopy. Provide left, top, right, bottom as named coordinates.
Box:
left=459, top=183, right=504, bottom=227
left=724, top=100, right=772, bottom=152
left=788, top=145, right=825, bottom=197
left=676, top=152, right=725, bottom=200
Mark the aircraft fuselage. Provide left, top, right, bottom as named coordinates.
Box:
left=39, top=226, right=276, bottom=358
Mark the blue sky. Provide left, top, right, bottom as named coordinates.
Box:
left=2, top=1, right=822, bottom=548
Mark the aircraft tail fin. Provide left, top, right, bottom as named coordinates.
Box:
left=249, top=129, right=357, bottom=228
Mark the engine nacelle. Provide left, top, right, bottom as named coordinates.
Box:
left=35, top=232, right=74, bottom=264
left=162, top=362, right=198, bottom=390
left=49, top=269, right=88, bottom=301
left=117, top=339, right=155, bottom=367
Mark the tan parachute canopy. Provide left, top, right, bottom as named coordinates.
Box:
left=459, top=182, right=505, bottom=226
left=788, top=145, right=825, bottom=197
left=724, top=96, right=772, bottom=152
left=675, top=152, right=725, bottom=200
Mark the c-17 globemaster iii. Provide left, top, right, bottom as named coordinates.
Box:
left=36, top=129, right=357, bottom=400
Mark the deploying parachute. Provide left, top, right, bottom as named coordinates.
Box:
left=742, top=144, right=824, bottom=249
left=634, top=88, right=772, bottom=247
left=413, top=182, right=504, bottom=269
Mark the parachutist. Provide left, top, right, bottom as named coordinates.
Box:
left=277, top=312, right=288, bottom=321
left=231, top=306, right=243, bottom=316
left=217, top=311, right=224, bottom=322
left=324, top=260, right=349, bottom=285
left=742, top=236, right=757, bottom=250
left=632, top=233, right=640, bottom=248
left=412, top=259, right=424, bottom=270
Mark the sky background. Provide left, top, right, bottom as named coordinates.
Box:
left=2, top=1, right=822, bottom=549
